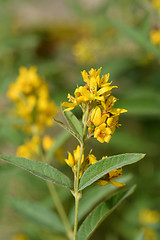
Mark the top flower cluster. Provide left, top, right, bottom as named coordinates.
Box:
left=7, top=67, right=57, bottom=135
left=62, top=67, right=127, bottom=143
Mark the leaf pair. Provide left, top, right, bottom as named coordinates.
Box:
left=10, top=185, right=136, bottom=239
left=0, top=153, right=145, bottom=191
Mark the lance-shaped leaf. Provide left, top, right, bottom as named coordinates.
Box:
left=9, top=198, right=64, bottom=232
left=0, top=155, right=73, bottom=189
left=54, top=118, right=82, bottom=143
left=77, top=185, right=136, bottom=240
left=79, top=153, right=145, bottom=191
left=69, top=174, right=132, bottom=225
left=63, top=110, right=83, bottom=138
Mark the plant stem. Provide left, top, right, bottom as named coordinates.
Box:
left=73, top=143, right=84, bottom=240
left=46, top=181, right=73, bottom=240
left=73, top=109, right=88, bottom=240
left=41, top=153, right=73, bottom=240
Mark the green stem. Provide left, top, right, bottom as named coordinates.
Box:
left=46, top=181, right=73, bottom=240
left=73, top=143, right=84, bottom=240
left=73, top=109, right=88, bottom=240
left=41, top=151, right=73, bottom=240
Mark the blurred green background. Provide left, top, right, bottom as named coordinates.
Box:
left=0, top=0, right=160, bottom=239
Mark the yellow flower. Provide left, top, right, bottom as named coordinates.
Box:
left=139, top=208, right=160, bottom=225
left=42, top=135, right=53, bottom=151
left=17, top=66, right=41, bottom=94
left=94, top=123, right=112, bottom=143
left=61, top=93, right=79, bottom=111
left=74, top=85, right=105, bottom=103
left=80, top=68, right=117, bottom=102
left=65, top=152, right=75, bottom=167
left=98, top=168, right=125, bottom=187
left=65, top=145, right=84, bottom=170
left=150, top=29, right=160, bottom=46
left=16, top=136, right=40, bottom=159
left=101, top=95, right=117, bottom=110
left=62, top=67, right=118, bottom=111
left=88, top=154, right=98, bottom=164
left=90, top=106, right=108, bottom=126
left=103, top=115, right=119, bottom=134
left=109, top=108, right=127, bottom=115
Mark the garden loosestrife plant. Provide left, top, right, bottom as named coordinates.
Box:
left=0, top=67, right=145, bottom=240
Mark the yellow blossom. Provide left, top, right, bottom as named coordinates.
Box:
left=90, top=106, right=107, bottom=126
left=65, top=145, right=84, bottom=170
left=42, top=135, right=53, bottom=151
left=139, top=208, right=160, bottom=225
left=94, top=123, right=112, bottom=143
left=88, top=154, right=98, bottom=164
left=150, top=29, right=160, bottom=46
left=98, top=168, right=125, bottom=187
left=65, top=152, right=75, bottom=167
left=62, top=67, right=118, bottom=111
left=101, top=95, right=117, bottom=110
left=61, top=94, right=79, bottom=111
left=16, top=136, right=40, bottom=159
left=108, top=115, right=120, bottom=134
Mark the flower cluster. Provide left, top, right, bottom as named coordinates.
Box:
left=65, top=145, right=125, bottom=187
left=7, top=67, right=63, bottom=162
left=16, top=136, right=40, bottom=159
left=7, top=66, right=57, bottom=135
left=62, top=67, right=127, bottom=143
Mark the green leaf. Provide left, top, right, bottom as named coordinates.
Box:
left=54, top=118, right=82, bottom=143
left=9, top=198, right=64, bottom=232
left=69, top=174, right=132, bottom=225
left=79, top=153, right=145, bottom=191
left=77, top=185, right=136, bottom=240
left=0, top=155, right=73, bottom=189
left=46, top=131, right=71, bottom=163
left=63, top=110, right=83, bottom=139
left=108, top=19, right=160, bottom=58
